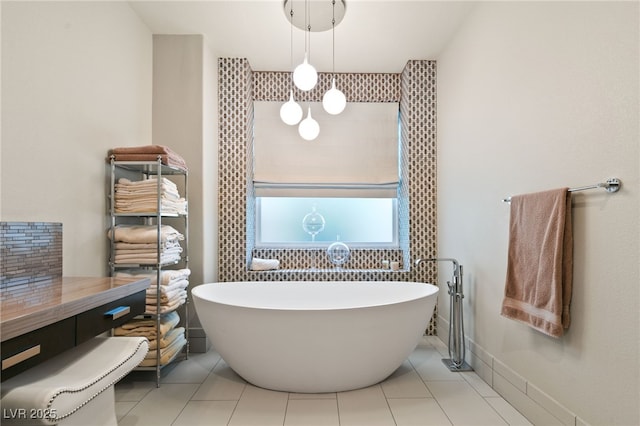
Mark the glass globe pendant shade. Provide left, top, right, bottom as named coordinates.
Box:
left=322, top=78, right=346, bottom=115
left=280, top=90, right=303, bottom=125
left=293, top=54, right=318, bottom=91
left=298, top=107, right=320, bottom=141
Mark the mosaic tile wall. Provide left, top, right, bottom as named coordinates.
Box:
left=252, top=71, right=401, bottom=102
left=218, top=58, right=253, bottom=282
left=218, top=58, right=438, bottom=333
left=402, top=60, right=439, bottom=334
left=0, top=222, right=63, bottom=291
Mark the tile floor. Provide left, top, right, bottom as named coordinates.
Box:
left=115, top=336, right=533, bottom=426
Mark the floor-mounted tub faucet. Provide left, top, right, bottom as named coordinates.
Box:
left=415, top=257, right=472, bottom=372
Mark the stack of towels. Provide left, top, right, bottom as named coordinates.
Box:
left=114, top=311, right=187, bottom=367
left=108, top=145, right=188, bottom=171
left=114, top=268, right=191, bottom=366
left=108, top=225, right=184, bottom=265
left=116, top=269, right=190, bottom=314
left=114, top=177, right=187, bottom=215
left=145, top=269, right=190, bottom=314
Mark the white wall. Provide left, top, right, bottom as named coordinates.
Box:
left=201, top=40, right=219, bottom=287
left=151, top=35, right=218, bottom=332
left=437, top=2, right=639, bottom=425
left=1, top=2, right=152, bottom=275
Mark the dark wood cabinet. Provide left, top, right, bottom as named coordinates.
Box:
left=1, top=277, right=149, bottom=381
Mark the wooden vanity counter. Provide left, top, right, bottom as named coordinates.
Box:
left=1, top=276, right=150, bottom=380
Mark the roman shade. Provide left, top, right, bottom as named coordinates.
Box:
left=253, top=101, right=400, bottom=197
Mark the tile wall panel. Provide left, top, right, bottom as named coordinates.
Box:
left=253, top=71, right=401, bottom=102
left=218, top=58, right=253, bottom=282
left=0, top=222, right=63, bottom=292
left=401, top=60, right=439, bottom=334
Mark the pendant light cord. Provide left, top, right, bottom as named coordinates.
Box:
left=331, top=0, right=336, bottom=78
left=289, top=3, right=294, bottom=88
left=305, top=0, right=311, bottom=62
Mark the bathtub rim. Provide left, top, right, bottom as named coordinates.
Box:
left=191, top=280, right=438, bottom=312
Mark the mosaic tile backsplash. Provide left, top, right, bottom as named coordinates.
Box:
left=0, top=222, right=63, bottom=292
left=218, top=59, right=438, bottom=333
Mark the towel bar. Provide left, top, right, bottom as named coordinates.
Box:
left=502, top=177, right=621, bottom=203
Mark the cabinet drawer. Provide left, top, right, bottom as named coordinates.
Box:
left=1, top=318, right=76, bottom=381
left=76, top=290, right=146, bottom=344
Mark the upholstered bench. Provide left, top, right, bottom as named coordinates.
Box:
left=1, top=336, right=148, bottom=425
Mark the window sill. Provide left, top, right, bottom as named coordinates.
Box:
left=247, top=268, right=409, bottom=274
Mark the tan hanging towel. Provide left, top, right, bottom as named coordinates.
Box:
left=501, top=187, right=573, bottom=338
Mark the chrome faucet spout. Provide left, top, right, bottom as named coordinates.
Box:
left=416, top=257, right=461, bottom=279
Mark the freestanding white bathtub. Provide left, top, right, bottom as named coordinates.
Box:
left=192, top=281, right=438, bottom=393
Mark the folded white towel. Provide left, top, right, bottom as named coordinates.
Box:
left=148, top=327, right=185, bottom=350
left=115, top=248, right=183, bottom=256
left=160, top=268, right=191, bottom=285
left=115, top=241, right=181, bottom=250
left=250, top=258, right=280, bottom=271
left=116, top=178, right=180, bottom=197
left=145, top=295, right=186, bottom=314
left=108, top=225, right=184, bottom=244
left=115, top=268, right=191, bottom=286
left=146, top=279, right=189, bottom=299
left=118, top=177, right=177, bottom=189
left=113, top=252, right=181, bottom=265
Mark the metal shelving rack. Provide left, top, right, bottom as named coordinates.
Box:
left=108, top=156, right=189, bottom=387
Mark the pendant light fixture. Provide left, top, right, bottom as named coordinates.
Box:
left=282, top=1, right=346, bottom=140
left=322, top=0, right=346, bottom=115
left=280, top=4, right=303, bottom=125
left=292, top=0, right=318, bottom=91
left=298, top=106, right=320, bottom=140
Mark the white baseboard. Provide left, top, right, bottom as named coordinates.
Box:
left=436, top=315, right=588, bottom=426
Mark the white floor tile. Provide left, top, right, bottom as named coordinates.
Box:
left=191, top=359, right=246, bottom=401
left=115, top=401, right=137, bottom=421
left=115, top=374, right=154, bottom=402
left=410, top=345, right=465, bottom=382
left=426, top=380, right=508, bottom=426
left=160, top=351, right=220, bottom=384
left=387, top=398, right=453, bottom=426
left=117, top=383, right=199, bottom=426
left=114, top=338, right=536, bottom=426
left=424, top=335, right=449, bottom=353
left=228, top=385, right=288, bottom=426
left=381, top=360, right=433, bottom=398
left=289, top=392, right=337, bottom=400
left=337, top=385, right=396, bottom=426
left=171, top=400, right=237, bottom=426
left=284, top=399, right=340, bottom=426
left=461, top=371, right=500, bottom=397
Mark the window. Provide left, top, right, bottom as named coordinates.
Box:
left=253, top=101, right=400, bottom=248
left=256, top=197, right=397, bottom=247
